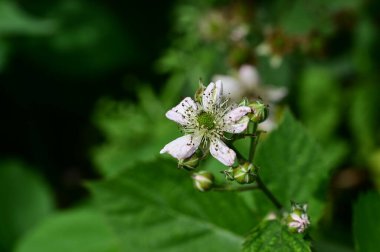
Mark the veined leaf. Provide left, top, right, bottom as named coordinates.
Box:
left=88, top=159, right=257, bottom=252
left=254, top=110, right=333, bottom=222
left=243, top=220, right=310, bottom=252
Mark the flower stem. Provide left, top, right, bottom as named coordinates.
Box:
left=213, top=184, right=259, bottom=192
left=248, top=122, right=259, bottom=162
left=247, top=121, right=282, bottom=210
left=256, top=175, right=283, bottom=210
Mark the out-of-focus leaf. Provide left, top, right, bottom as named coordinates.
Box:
left=23, top=0, right=133, bottom=77
left=243, top=220, right=310, bottom=252
left=0, top=1, right=55, bottom=36
left=88, top=159, right=257, bottom=252
left=353, top=192, right=380, bottom=252
left=15, top=207, right=120, bottom=252
left=0, top=160, right=54, bottom=251
left=298, top=66, right=341, bottom=142
left=349, top=85, right=380, bottom=162
left=92, top=88, right=181, bottom=176
left=254, top=110, right=333, bottom=222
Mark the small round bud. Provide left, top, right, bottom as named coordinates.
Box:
left=192, top=171, right=214, bottom=192
left=233, top=162, right=256, bottom=184
left=286, top=202, right=310, bottom=233
left=222, top=167, right=234, bottom=181
left=248, top=100, right=269, bottom=123
left=178, top=154, right=200, bottom=171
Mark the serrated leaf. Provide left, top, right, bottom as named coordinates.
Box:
left=88, top=159, right=257, bottom=252
left=15, top=207, right=120, bottom=252
left=92, top=94, right=180, bottom=177
left=243, top=220, right=310, bottom=252
left=254, top=110, right=333, bottom=222
left=353, top=192, right=380, bottom=252
left=0, top=160, right=54, bottom=251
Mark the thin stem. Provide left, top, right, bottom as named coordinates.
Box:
left=213, top=184, right=259, bottom=192
left=248, top=122, right=258, bottom=162
left=256, top=175, right=283, bottom=210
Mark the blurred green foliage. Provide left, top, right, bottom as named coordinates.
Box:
left=16, top=207, right=120, bottom=252
left=0, top=160, right=54, bottom=252
left=353, top=193, right=380, bottom=252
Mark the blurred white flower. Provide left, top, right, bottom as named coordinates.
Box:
left=213, top=65, right=287, bottom=131
left=256, top=43, right=283, bottom=68
left=160, top=81, right=251, bottom=166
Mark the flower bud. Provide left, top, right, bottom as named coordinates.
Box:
left=286, top=202, right=310, bottom=233
left=192, top=171, right=214, bottom=192
left=238, top=97, right=249, bottom=107
left=222, top=167, right=234, bottom=181
left=233, top=162, right=256, bottom=184
left=178, top=154, right=200, bottom=171
left=194, top=80, right=206, bottom=103
left=248, top=100, right=269, bottom=123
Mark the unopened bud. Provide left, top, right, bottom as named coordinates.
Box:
left=194, top=80, right=206, bottom=103
left=222, top=167, right=234, bottom=181
left=192, top=171, right=214, bottom=192
left=178, top=154, right=200, bottom=171
left=248, top=100, right=269, bottom=123
left=233, top=162, right=257, bottom=184
left=286, top=202, right=310, bottom=233
left=239, top=97, right=249, bottom=107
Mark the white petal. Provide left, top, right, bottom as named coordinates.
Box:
left=160, top=134, right=202, bottom=159
left=223, top=117, right=250, bottom=133
left=289, top=222, right=301, bottom=228
left=202, top=81, right=223, bottom=111
left=213, top=75, right=245, bottom=101
left=209, top=138, right=236, bottom=166
left=264, top=86, right=288, bottom=102
left=165, top=97, right=198, bottom=125
left=222, top=106, right=251, bottom=133
left=291, top=213, right=302, bottom=222
left=223, top=106, right=251, bottom=122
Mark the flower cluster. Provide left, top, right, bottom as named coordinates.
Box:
left=160, top=80, right=251, bottom=166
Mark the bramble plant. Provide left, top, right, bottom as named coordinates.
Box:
left=160, top=80, right=312, bottom=248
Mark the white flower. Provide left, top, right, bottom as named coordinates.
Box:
left=287, top=203, right=310, bottom=233
left=288, top=213, right=310, bottom=233
left=160, top=80, right=251, bottom=166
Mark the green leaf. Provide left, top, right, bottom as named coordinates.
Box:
left=0, top=160, right=54, bottom=251
left=349, top=85, right=380, bottom=162
left=16, top=207, right=121, bottom=252
left=254, top=110, right=333, bottom=222
left=298, top=66, right=342, bottom=142
left=243, top=220, right=310, bottom=252
left=353, top=192, right=380, bottom=252
left=92, top=91, right=181, bottom=176
left=88, top=159, right=257, bottom=252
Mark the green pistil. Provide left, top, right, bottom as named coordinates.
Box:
left=197, top=112, right=215, bottom=130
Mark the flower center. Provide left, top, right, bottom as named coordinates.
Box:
left=197, top=112, right=215, bottom=130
